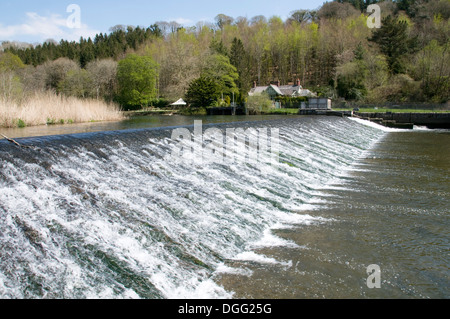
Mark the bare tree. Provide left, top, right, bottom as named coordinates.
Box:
left=288, top=10, right=316, bottom=24
left=215, top=14, right=234, bottom=31
left=0, top=71, right=24, bottom=101
left=317, top=2, right=359, bottom=20
left=155, top=21, right=170, bottom=37
left=250, top=15, right=267, bottom=26
left=86, top=59, right=118, bottom=101
left=41, top=58, right=80, bottom=91
left=168, top=21, right=181, bottom=34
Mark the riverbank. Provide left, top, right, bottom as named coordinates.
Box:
left=123, top=109, right=179, bottom=117
left=0, top=93, right=124, bottom=128
left=353, top=111, right=450, bottom=129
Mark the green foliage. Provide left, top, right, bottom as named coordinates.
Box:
left=4, top=26, right=162, bottom=67
left=230, top=38, right=252, bottom=104
left=202, top=53, right=239, bottom=99
left=185, top=76, right=220, bottom=108
left=369, top=15, right=417, bottom=74
left=337, top=60, right=368, bottom=100
left=2, top=1, right=448, bottom=107
left=178, top=107, right=208, bottom=115
left=46, top=118, right=56, bottom=125
left=412, top=40, right=450, bottom=103
left=58, top=69, right=93, bottom=98
left=148, top=98, right=170, bottom=108
left=117, top=54, right=159, bottom=109
left=17, top=119, right=26, bottom=128
left=274, top=96, right=308, bottom=108
left=246, top=92, right=273, bottom=114
left=0, top=52, right=25, bottom=71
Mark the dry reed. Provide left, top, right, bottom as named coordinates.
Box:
left=0, top=92, right=124, bottom=128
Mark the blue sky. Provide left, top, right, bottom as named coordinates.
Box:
left=0, top=0, right=326, bottom=43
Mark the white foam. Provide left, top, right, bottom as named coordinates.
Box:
left=348, top=117, right=410, bottom=133
left=0, top=117, right=387, bottom=299
left=215, top=264, right=253, bottom=277
left=232, top=252, right=292, bottom=268
left=168, top=277, right=234, bottom=299
left=250, top=228, right=299, bottom=249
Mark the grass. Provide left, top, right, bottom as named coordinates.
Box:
left=334, top=108, right=450, bottom=113
left=258, top=107, right=450, bottom=115
left=263, top=108, right=300, bottom=114
left=0, top=92, right=124, bottom=128
left=179, top=107, right=207, bottom=115
left=124, top=108, right=178, bottom=116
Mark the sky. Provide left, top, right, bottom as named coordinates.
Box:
left=0, top=0, right=327, bottom=44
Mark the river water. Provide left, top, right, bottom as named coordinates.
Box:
left=0, top=115, right=448, bottom=299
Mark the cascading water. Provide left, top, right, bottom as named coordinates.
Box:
left=0, top=117, right=386, bottom=299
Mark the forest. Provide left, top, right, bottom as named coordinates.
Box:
left=0, top=0, right=449, bottom=125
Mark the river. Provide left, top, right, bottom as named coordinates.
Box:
left=0, top=115, right=448, bottom=299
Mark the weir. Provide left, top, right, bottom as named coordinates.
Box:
left=354, top=112, right=450, bottom=129
left=0, top=117, right=386, bottom=299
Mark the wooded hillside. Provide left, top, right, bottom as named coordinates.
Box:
left=1, top=0, right=449, bottom=110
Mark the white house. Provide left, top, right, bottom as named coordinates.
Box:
left=248, top=79, right=317, bottom=99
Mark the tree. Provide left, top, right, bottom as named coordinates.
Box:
left=185, top=76, right=220, bottom=108
left=215, top=14, right=234, bottom=31
left=288, top=10, right=317, bottom=24
left=0, top=52, right=25, bottom=72
left=246, top=92, right=273, bottom=114
left=86, top=59, right=118, bottom=101
left=58, top=69, right=93, bottom=98
left=201, top=53, right=239, bottom=101
left=336, top=61, right=368, bottom=100
left=117, top=54, right=159, bottom=109
left=412, top=40, right=450, bottom=102
left=230, top=38, right=252, bottom=103
left=369, top=15, right=417, bottom=74
left=42, top=58, right=80, bottom=91
left=318, top=2, right=359, bottom=20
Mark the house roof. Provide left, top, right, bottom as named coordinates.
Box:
left=171, top=98, right=187, bottom=105
left=297, top=89, right=317, bottom=97
left=248, top=86, right=268, bottom=96
left=267, top=84, right=283, bottom=96
left=279, top=85, right=300, bottom=96
left=249, top=83, right=316, bottom=97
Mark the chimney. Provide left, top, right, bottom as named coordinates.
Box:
left=253, top=81, right=257, bottom=88
left=296, top=79, right=301, bottom=87
left=277, top=80, right=281, bottom=87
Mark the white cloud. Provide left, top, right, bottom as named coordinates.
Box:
left=171, top=17, right=194, bottom=26
left=0, top=11, right=100, bottom=43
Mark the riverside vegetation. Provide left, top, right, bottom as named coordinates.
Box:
left=1, top=0, right=449, bottom=127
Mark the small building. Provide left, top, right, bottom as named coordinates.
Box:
left=307, top=98, right=332, bottom=110
left=171, top=98, right=187, bottom=107
left=248, top=79, right=317, bottom=99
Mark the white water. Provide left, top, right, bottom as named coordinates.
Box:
left=0, top=117, right=386, bottom=299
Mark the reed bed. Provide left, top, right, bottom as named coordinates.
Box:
left=0, top=92, right=124, bottom=128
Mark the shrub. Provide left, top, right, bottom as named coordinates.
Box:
left=17, top=118, right=26, bottom=128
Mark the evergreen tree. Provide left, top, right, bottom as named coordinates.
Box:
left=202, top=53, right=239, bottom=101
left=369, top=15, right=416, bottom=74
left=230, top=38, right=251, bottom=103
left=185, top=76, right=220, bottom=108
